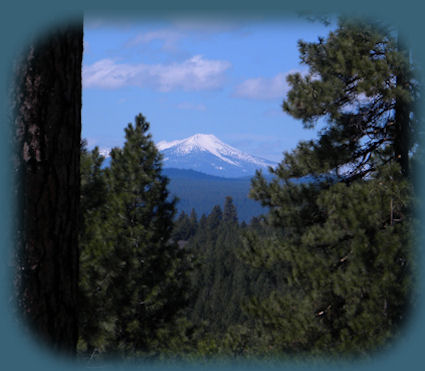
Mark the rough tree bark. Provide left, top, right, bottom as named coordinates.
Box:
left=12, top=20, right=83, bottom=355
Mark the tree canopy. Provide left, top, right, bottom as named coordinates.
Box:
left=282, top=18, right=418, bottom=180
left=245, top=18, right=416, bottom=357
left=79, top=114, right=193, bottom=358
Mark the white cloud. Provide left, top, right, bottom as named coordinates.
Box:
left=234, top=70, right=306, bottom=100
left=83, top=59, right=139, bottom=89
left=233, top=73, right=288, bottom=100
left=83, top=55, right=231, bottom=92
left=177, top=102, right=207, bottom=111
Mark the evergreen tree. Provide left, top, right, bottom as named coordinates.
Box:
left=244, top=18, right=416, bottom=357
left=171, top=209, right=198, bottom=242
left=207, top=205, right=223, bottom=231
left=186, top=199, right=264, bottom=344
left=107, top=114, right=192, bottom=356
left=172, top=211, right=192, bottom=241
left=78, top=114, right=193, bottom=358
left=189, top=208, right=199, bottom=234
left=198, top=214, right=208, bottom=231
left=78, top=143, right=112, bottom=355
left=80, top=142, right=107, bottom=217
left=223, top=196, right=238, bottom=224
left=282, top=18, right=418, bottom=180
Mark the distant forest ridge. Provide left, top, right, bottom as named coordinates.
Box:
left=163, top=167, right=339, bottom=222
left=101, top=158, right=326, bottom=222
left=101, top=158, right=270, bottom=221
left=162, top=167, right=269, bottom=222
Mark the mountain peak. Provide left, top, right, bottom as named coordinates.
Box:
left=157, top=133, right=220, bottom=152
left=190, top=133, right=217, bottom=140
left=157, top=133, right=277, bottom=178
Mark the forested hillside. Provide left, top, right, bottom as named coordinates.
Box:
left=78, top=17, right=419, bottom=362
left=163, top=168, right=268, bottom=222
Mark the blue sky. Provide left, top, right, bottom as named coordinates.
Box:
left=82, top=16, right=334, bottom=162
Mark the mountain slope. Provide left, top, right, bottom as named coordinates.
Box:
left=157, top=134, right=276, bottom=178
left=163, top=168, right=267, bottom=222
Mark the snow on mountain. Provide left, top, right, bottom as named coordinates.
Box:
left=157, top=133, right=277, bottom=178
left=99, top=148, right=111, bottom=158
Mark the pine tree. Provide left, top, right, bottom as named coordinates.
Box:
left=189, top=208, right=199, bottom=235
left=172, top=211, right=191, bottom=242
left=244, top=18, right=416, bottom=357
left=223, top=196, right=238, bottom=224
left=207, top=205, right=223, bottom=232
left=171, top=209, right=198, bottom=242
left=187, top=200, right=253, bottom=340
left=78, top=143, right=112, bottom=355
left=79, top=114, right=192, bottom=358
left=282, top=18, right=418, bottom=180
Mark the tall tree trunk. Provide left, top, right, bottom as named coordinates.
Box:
left=12, top=20, right=83, bottom=355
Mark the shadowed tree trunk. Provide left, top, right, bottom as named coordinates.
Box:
left=12, top=20, right=83, bottom=355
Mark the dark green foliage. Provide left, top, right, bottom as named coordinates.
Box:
left=186, top=201, right=241, bottom=332
left=171, top=211, right=192, bottom=241
left=78, top=142, right=111, bottom=354
left=246, top=164, right=413, bottom=356
left=243, top=18, right=417, bottom=357
left=283, top=18, right=417, bottom=179
left=78, top=114, right=193, bottom=358
left=183, top=198, right=278, bottom=355
left=224, top=196, right=238, bottom=224
left=171, top=209, right=198, bottom=242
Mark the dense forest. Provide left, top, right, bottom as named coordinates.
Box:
left=76, top=17, right=419, bottom=362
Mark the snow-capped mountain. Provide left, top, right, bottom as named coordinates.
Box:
left=157, top=133, right=277, bottom=178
